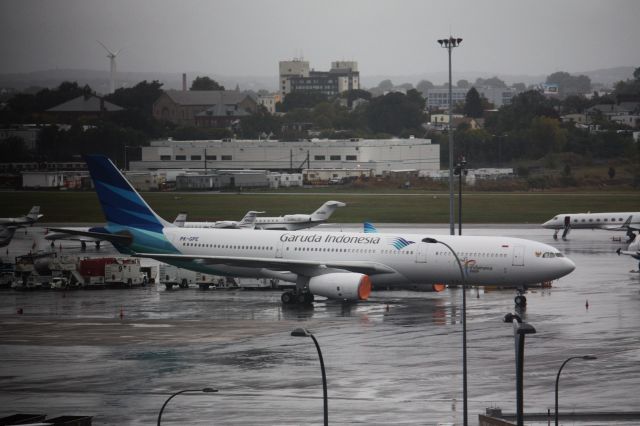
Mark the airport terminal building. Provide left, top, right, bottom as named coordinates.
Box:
left=129, top=138, right=440, bottom=176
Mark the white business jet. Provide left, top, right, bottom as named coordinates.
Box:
left=174, top=210, right=264, bottom=229
left=542, top=212, right=640, bottom=241
left=252, top=201, right=346, bottom=230
left=0, top=206, right=43, bottom=247
left=60, top=155, right=575, bottom=307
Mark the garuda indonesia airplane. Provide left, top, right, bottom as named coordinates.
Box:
left=58, top=155, right=575, bottom=306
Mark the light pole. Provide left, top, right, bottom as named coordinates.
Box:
left=555, top=355, right=597, bottom=426
left=157, top=387, right=218, bottom=426
left=292, top=328, right=328, bottom=426
left=437, top=36, right=463, bottom=236
left=503, top=313, right=536, bottom=426
left=422, top=237, right=467, bottom=426
left=453, top=156, right=467, bottom=235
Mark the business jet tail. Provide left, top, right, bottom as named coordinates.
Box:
left=173, top=213, right=188, bottom=227
left=26, top=206, right=43, bottom=223
left=310, top=200, right=346, bottom=222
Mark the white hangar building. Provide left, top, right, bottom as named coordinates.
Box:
left=130, top=138, right=440, bottom=176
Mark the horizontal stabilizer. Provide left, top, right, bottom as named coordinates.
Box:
left=46, top=228, right=132, bottom=245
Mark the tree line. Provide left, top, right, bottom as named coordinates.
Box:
left=1, top=70, right=639, bottom=174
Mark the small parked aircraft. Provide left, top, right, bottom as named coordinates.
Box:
left=542, top=212, right=639, bottom=241
left=0, top=206, right=43, bottom=247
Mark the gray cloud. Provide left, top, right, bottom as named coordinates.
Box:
left=1, top=0, right=638, bottom=78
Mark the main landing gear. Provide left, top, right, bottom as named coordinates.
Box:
left=626, top=229, right=636, bottom=243
left=281, top=289, right=314, bottom=305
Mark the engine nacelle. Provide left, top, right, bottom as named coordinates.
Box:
left=308, top=273, right=372, bottom=301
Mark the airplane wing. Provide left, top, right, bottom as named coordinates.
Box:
left=213, top=221, right=241, bottom=229
left=616, top=247, right=640, bottom=260
left=46, top=227, right=132, bottom=245
left=602, top=215, right=635, bottom=231
left=132, top=252, right=397, bottom=276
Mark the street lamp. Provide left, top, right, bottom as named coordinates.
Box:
left=437, top=36, right=463, bottom=236
left=503, top=313, right=536, bottom=426
left=555, top=355, right=597, bottom=426
left=453, top=156, right=468, bottom=235
left=422, top=237, right=467, bottom=426
left=157, top=387, right=218, bottom=426
left=291, top=328, right=328, bottom=426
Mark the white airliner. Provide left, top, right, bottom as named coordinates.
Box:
left=542, top=212, right=639, bottom=240
left=61, top=155, right=576, bottom=306
left=252, top=201, right=346, bottom=230
left=0, top=206, right=43, bottom=247
left=175, top=210, right=264, bottom=229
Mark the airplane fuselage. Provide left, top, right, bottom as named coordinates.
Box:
left=154, top=227, right=574, bottom=288
left=542, top=212, right=639, bottom=231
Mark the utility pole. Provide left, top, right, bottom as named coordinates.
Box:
left=437, top=36, right=463, bottom=235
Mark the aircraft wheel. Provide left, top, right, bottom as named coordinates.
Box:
left=296, top=293, right=307, bottom=304
left=304, top=292, right=315, bottom=304
left=281, top=291, right=293, bottom=304
left=165, top=283, right=173, bottom=290
left=514, top=295, right=527, bottom=306
left=179, top=279, right=188, bottom=289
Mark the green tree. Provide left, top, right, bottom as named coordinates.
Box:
left=613, top=67, right=640, bottom=99
left=238, top=106, right=282, bottom=139
left=527, top=116, right=567, bottom=159
left=106, top=80, right=163, bottom=113
left=475, top=76, right=506, bottom=88
left=416, top=80, right=434, bottom=95
left=546, top=71, right=591, bottom=97
left=561, top=95, right=591, bottom=114
left=377, top=79, right=394, bottom=91
left=463, top=87, right=483, bottom=118
left=190, top=76, right=225, bottom=91
left=365, top=91, right=426, bottom=135
left=341, top=89, right=372, bottom=107
left=279, top=92, right=328, bottom=112
left=457, top=79, right=470, bottom=88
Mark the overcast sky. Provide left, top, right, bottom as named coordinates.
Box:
left=1, top=0, right=639, bottom=78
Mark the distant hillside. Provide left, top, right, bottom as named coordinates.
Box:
left=361, top=66, right=636, bottom=89
left=0, top=66, right=635, bottom=94
left=0, top=69, right=277, bottom=94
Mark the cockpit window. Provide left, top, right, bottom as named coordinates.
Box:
left=542, top=252, right=564, bottom=258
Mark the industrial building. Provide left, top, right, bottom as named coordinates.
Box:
left=129, top=137, right=439, bottom=176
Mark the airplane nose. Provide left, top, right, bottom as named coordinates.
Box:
left=559, top=256, right=576, bottom=277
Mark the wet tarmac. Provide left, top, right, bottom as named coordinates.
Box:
left=1, top=224, right=639, bottom=425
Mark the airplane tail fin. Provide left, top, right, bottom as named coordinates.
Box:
left=310, top=201, right=346, bottom=221
left=173, top=213, right=187, bottom=227
left=238, top=211, right=264, bottom=229
left=27, top=206, right=43, bottom=222
left=0, top=226, right=17, bottom=247
left=84, top=155, right=172, bottom=232
left=364, top=222, right=378, bottom=233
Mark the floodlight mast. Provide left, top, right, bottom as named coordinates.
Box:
left=437, top=36, right=463, bottom=235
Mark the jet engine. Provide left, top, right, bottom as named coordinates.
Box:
left=308, top=273, right=372, bottom=301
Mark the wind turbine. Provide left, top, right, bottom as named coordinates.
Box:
left=98, top=41, right=122, bottom=94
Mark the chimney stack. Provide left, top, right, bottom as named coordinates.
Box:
left=182, top=73, right=187, bottom=91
